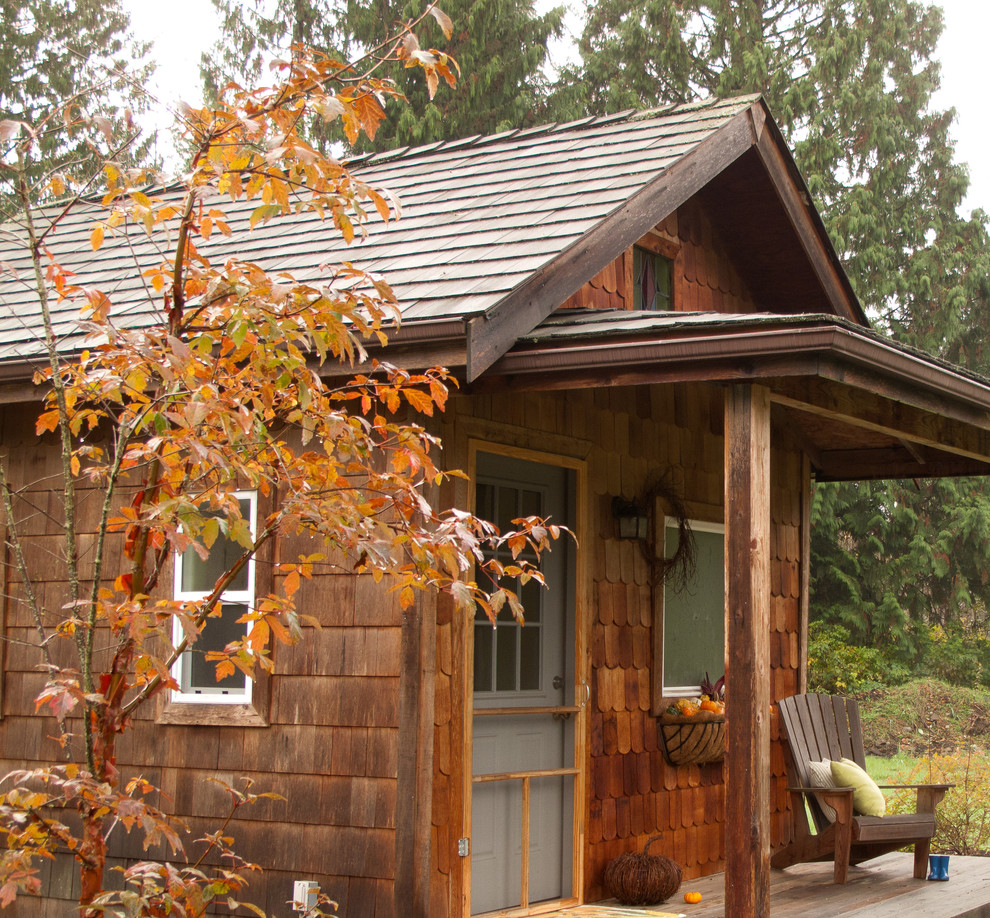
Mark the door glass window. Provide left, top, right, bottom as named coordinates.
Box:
left=474, top=481, right=545, bottom=694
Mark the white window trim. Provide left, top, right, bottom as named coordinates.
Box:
left=171, top=490, right=257, bottom=705
left=661, top=518, right=725, bottom=697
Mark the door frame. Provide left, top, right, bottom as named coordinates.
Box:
left=461, top=439, right=590, bottom=917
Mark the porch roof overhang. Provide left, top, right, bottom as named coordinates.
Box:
left=470, top=310, right=990, bottom=482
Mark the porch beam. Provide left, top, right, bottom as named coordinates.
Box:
left=724, top=383, right=772, bottom=918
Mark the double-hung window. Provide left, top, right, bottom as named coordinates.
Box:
left=660, top=518, right=725, bottom=697
left=172, top=491, right=256, bottom=704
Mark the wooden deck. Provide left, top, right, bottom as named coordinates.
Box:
left=550, top=853, right=990, bottom=917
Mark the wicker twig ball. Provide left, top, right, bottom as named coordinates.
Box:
left=603, top=835, right=683, bottom=906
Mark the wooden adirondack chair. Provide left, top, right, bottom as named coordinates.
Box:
left=772, top=693, right=951, bottom=884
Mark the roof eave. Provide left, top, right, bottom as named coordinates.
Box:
left=464, top=99, right=866, bottom=382
left=463, top=103, right=762, bottom=382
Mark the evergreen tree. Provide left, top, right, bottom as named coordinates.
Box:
left=201, top=0, right=573, bottom=152
left=346, top=0, right=570, bottom=148
left=201, top=0, right=348, bottom=108
left=576, top=0, right=990, bottom=664
left=0, top=0, right=154, bottom=196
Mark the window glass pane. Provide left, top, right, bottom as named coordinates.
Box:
left=180, top=498, right=252, bottom=593
left=521, top=488, right=542, bottom=518
left=474, top=622, right=494, bottom=692
left=633, top=246, right=672, bottom=312
left=519, top=624, right=540, bottom=691
left=520, top=578, right=542, bottom=623
left=497, top=487, right=517, bottom=531
left=476, top=483, right=494, bottom=522
left=187, top=602, right=248, bottom=692
left=655, top=255, right=672, bottom=310
left=496, top=626, right=518, bottom=692
left=663, top=524, right=724, bottom=691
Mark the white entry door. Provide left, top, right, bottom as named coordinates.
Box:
left=471, top=452, right=576, bottom=915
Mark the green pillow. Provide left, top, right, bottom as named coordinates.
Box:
left=830, top=757, right=886, bottom=817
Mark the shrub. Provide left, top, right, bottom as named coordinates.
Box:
left=887, top=746, right=990, bottom=855
left=918, top=624, right=990, bottom=688
left=807, top=622, right=897, bottom=693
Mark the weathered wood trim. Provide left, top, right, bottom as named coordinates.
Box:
left=464, top=109, right=758, bottom=381
left=450, top=415, right=594, bottom=464
left=462, top=439, right=589, bottom=916
left=394, top=588, right=437, bottom=917
left=799, top=454, right=811, bottom=695
left=772, top=382, right=990, bottom=467
left=751, top=121, right=864, bottom=326
left=814, top=448, right=990, bottom=481
left=724, top=383, right=771, bottom=918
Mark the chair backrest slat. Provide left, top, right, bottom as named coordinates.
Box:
left=778, top=693, right=867, bottom=832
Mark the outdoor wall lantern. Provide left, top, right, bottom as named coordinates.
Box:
left=612, top=497, right=650, bottom=540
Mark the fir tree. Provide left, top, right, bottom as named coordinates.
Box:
left=201, top=0, right=573, bottom=152
left=0, top=0, right=153, bottom=196
left=346, top=0, right=569, bottom=148
left=576, top=0, right=990, bottom=663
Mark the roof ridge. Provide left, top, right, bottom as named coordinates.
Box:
left=350, top=94, right=762, bottom=169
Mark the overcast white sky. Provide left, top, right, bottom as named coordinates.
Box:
left=123, top=0, right=990, bottom=217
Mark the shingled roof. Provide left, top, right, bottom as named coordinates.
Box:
left=0, top=94, right=860, bottom=381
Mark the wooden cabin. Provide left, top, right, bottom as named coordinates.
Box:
left=3, top=95, right=990, bottom=918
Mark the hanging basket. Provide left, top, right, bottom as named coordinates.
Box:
left=658, top=711, right=725, bottom=766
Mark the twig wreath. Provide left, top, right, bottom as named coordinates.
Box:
left=642, top=472, right=696, bottom=591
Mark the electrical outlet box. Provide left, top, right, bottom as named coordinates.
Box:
left=292, top=880, right=319, bottom=912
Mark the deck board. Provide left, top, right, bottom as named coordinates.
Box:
left=549, top=853, right=990, bottom=918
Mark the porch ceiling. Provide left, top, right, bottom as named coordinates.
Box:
left=475, top=311, right=990, bottom=482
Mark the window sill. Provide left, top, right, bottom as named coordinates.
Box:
left=158, top=697, right=268, bottom=727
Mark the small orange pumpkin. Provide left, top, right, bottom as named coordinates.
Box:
left=684, top=890, right=703, bottom=904
left=699, top=699, right=721, bottom=714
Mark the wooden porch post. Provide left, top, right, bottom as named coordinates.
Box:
left=394, top=593, right=437, bottom=918
left=724, top=383, right=771, bottom=918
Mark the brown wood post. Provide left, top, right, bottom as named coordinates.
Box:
left=724, top=383, right=771, bottom=918
left=394, top=592, right=437, bottom=918
left=798, top=454, right=812, bottom=695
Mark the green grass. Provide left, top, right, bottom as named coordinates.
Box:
left=865, top=752, right=921, bottom=784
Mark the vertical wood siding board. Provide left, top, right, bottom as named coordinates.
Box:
left=629, top=792, right=645, bottom=838
left=591, top=622, right=606, bottom=669
left=636, top=750, right=652, bottom=796
left=650, top=750, right=665, bottom=792
left=612, top=580, right=628, bottom=626
left=610, top=665, right=625, bottom=712
left=623, top=664, right=640, bottom=712
left=644, top=715, right=659, bottom=753
left=623, top=751, right=639, bottom=798
left=589, top=795, right=604, bottom=844
left=604, top=538, right=620, bottom=582
left=590, top=710, right=605, bottom=756
left=615, top=795, right=631, bottom=839
left=604, top=625, right=619, bottom=668
left=624, top=581, right=640, bottom=629
left=629, top=707, right=645, bottom=754
left=596, top=665, right=610, bottom=713
left=609, top=753, right=625, bottom=799
left=618, top=625, right=634, bottom=670
left=637, top=582, right=652, bottom=628
left=631, top=626, right=648, bottom=669
left=637, top=668, right=652, bottom=712
left=602, top=797, right=617, bottom=841
left=346, top=877, right=379, bottom=918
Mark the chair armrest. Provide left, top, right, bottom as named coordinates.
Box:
left=876, top=783, right=954, bottom=791
left=787, top=785, right=854, bottom=795
left=786, top=785, right=855, bottom=825
left=876, top=782, right=953, bottom=814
